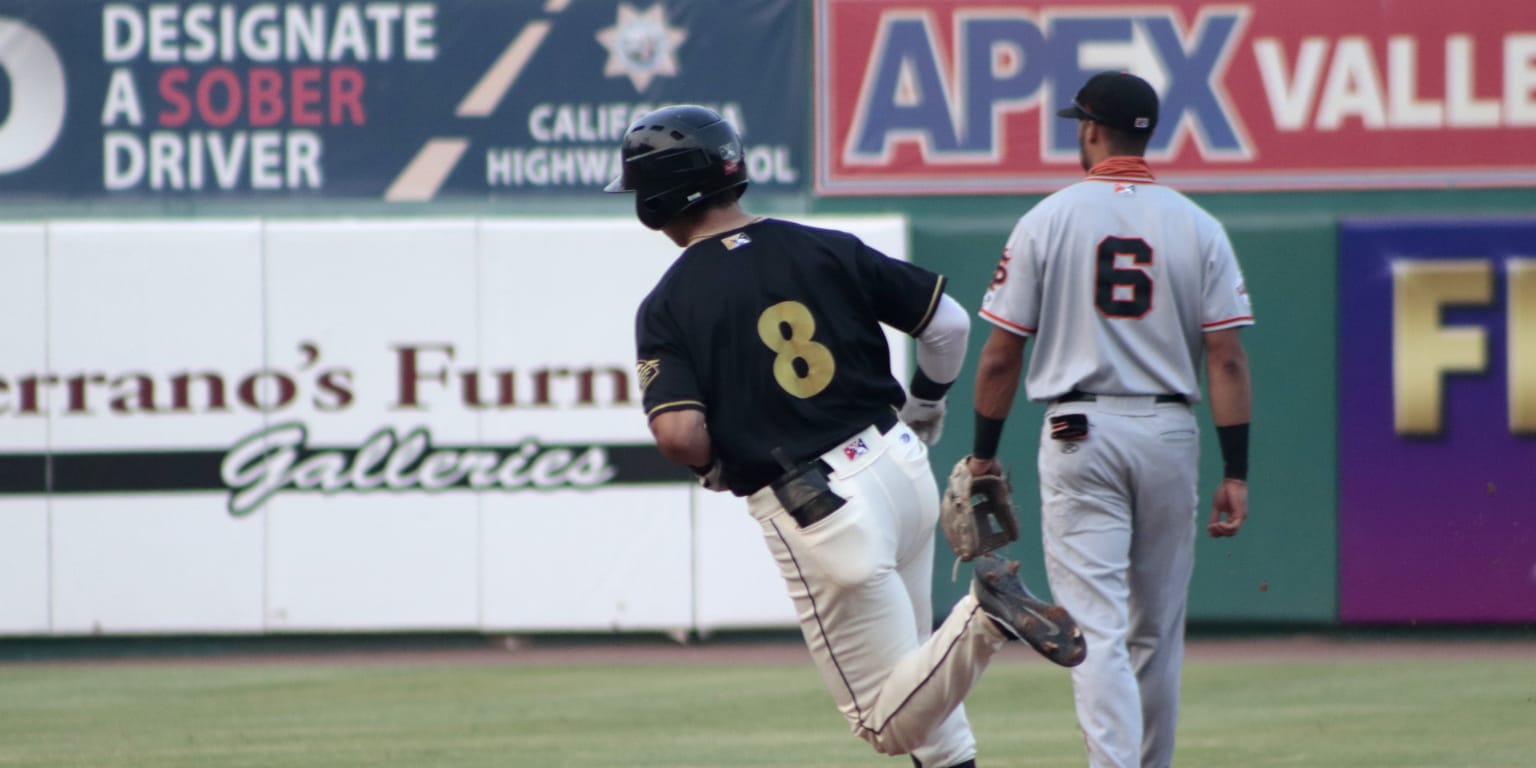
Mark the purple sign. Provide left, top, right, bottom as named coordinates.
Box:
left=1339, top=218, right=1536, bottom=623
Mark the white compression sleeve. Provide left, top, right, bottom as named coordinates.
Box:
left=915, top=293, right=970, bottom=385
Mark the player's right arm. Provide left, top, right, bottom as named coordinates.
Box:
left=968, top=216, right=1042, bottom=474
left=968, top=327, right=1028, bottom=476
left=635, top=292, right=715, bottom=472
left=649, top=408, right=712, bottom=468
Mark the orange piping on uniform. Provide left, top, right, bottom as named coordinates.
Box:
left=979, top=308, right=1036, bottom=335
left=1202, top=316, right=1254, bottom=328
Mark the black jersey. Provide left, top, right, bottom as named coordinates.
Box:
left=635, top=218, right=946, bottom=495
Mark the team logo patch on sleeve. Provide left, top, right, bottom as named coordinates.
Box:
left=636, top=359, right=661, bottom=391
left=843, top=438, right=870, bottom=460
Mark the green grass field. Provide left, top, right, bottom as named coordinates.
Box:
left=1, top=644, right=1532, bottom=767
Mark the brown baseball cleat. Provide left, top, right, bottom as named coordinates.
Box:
left=971, top=554, right=1087, bottom=667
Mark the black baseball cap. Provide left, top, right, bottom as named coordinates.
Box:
left=1056, top=71, right=1159, bottom=133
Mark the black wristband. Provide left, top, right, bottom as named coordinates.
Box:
left=909, top=368, right=952, bottom=401
left=973, top=413, right=1006, bottom=460
left=1216, top=423, right=1249, bottom=481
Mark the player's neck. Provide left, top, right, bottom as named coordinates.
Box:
left=1085, top=156, right=1155, bottom=181
left=670, top=206, right=761, bottom=247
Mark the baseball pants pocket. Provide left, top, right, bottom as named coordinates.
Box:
left=793, top=495, right=886, bottom=587
left=1158, top=428, right=1196, bottom=443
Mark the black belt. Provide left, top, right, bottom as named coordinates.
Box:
left=1056, top=390, right=1187, bottom=404
left=757, top=411, right=900, bottom=505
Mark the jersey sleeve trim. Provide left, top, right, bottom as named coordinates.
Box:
left=979, top=308, right=1036, bottom=336
left=1202, top=315, right=1255, bottom=331
left=907, top=275, right=948, bottom=336
left=646, top=400, right=706, bottom=418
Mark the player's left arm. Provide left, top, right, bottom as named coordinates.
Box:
left=900, top=293, right=971, bottom=445
left=849, top=240, right=971, bottom=444
left=913, top=293, right=970, bottom=389
left=1201, top=225, right=1254, bottom=537
left=1204, top=326, right=1251, bottom=538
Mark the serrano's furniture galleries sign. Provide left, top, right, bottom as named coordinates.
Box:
left=815, top=0, right=1536, bottom=194
left=0, top=216, right=911, bottom=637
left=0, top=0, right=806, bottom=200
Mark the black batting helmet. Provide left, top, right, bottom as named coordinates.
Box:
left=604, top=105, right=749, bottom=230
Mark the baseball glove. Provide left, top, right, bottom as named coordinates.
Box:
left=940, top=456, right=1020, bottom=561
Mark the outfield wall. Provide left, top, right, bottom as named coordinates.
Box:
left=2, top=0, right=1532, bottom=634
left=4, top=202, right=1532, bottom=636
left=0, top=216, right=913, bottom=637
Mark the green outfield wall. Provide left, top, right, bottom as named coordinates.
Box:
left=8, top=187, right=1529, bottom=628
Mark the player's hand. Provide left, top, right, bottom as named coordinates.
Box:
left=899, top=396, right=946, bottom=446
left=692, top=459, right=728, bottom=493
left=966, top=455, right=1003, bottom=478
left=1207, top=478, right=1247, bottom=537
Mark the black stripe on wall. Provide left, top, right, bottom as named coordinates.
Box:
left=0, top=443, right=690, bottom=495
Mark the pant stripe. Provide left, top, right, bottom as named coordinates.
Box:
left=770, top=517, right=866, bottom=723
left=860, top=603, right=985, bottom=736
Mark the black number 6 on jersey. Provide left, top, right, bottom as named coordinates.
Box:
left=757, top=301, right=836, bottom=398
left=1096, top=236, right=1153, bottom=318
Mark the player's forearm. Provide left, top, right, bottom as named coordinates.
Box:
left=1204, top=328, right=1252, bottom=481
left=972, top=328, right=1026, bottom=420
left=649, top=409, right=714, bottom=468
left=969, top=327, right=1026, bottom=461
left=1204, top=332, right=1252, bottom=427
left=910, top=294, right=970, bottom=399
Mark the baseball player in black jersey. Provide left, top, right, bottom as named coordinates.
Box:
left=608, top=105, right=1084, bottom=768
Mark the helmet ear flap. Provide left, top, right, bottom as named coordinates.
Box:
left=635, top=191, right=676, bottom=230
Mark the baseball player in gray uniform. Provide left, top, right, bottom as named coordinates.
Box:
left=965, top=72, right=1254, bottom=767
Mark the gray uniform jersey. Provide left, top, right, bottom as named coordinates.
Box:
left=979, top=172, right=1253, bottom=401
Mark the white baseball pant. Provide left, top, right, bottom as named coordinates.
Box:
left=747, top=420, right=1007, bottom=768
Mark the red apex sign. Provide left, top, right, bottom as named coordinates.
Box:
left=814, top=0, right=1536, bottom=194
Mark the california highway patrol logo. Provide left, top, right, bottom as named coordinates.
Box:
left=596, top=4, right=688, bottom=92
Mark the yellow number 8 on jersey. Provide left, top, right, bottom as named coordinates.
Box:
left=757, top=300, right=836, bottom=398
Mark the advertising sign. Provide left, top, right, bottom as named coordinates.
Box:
left=0, top=1, right=806, bottom=200
left=1338, top=218, right=1536, bottom=623
left=815, top=0, right=1536, bottom=194
left=0, top=215, right=908, bottom=636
